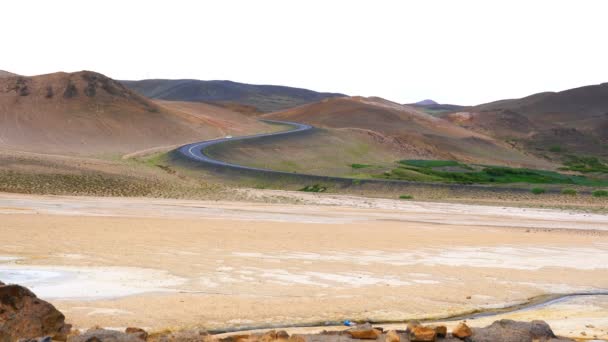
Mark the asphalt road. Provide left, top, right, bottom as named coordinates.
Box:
left=174, top=120, right=557, bottom=194
left=176, top=119, right=313, bottom=172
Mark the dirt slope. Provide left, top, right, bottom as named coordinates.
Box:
left=445, top=83, right=608, bottom=158
left=262, top=96, right=548, bottom=167
left=0, top=70, right=18, bottom=78
left=0, top=71, right=270, bottom=155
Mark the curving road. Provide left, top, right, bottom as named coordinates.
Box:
left=176, top=119, right=314, bottom=173
left=174, top=120, right=561, bottom=194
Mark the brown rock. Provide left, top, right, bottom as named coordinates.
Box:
left=406, top=320, right=421, bottom=333
left=287, top=335, right=305, bottom=342
left=258, top=330, right=289, bottom=342
left=0, top=283, right=70, bottom=341
left=452, top=322, right=472, bottom=339
left=428, top=326, right=447, bottom=338
left=347, top=326, right=382, bottom=340
left=385, top=330, right=400, bottom=342
left=409, top=326, right=436, bottom=342
left=220, top=334, right=251, bottom=342
left=148, top=328, right=211, bottom=342
left=126, top=327, right=149, bottom=341
left=68, top=328, right=142, bottom=342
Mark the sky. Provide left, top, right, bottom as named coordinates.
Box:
left=2, top=0, right=607, bottom=105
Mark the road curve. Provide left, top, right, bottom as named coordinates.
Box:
left=176, top=120, right=314, bottom=173
left=173, top=120, right=561, bottom=194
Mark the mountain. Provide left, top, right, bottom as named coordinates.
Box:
left=257, top=96, right=549, bottom=168
left=445, top=83, right=608, bottom=158
left=120, top=79, right=346, bottom=113
left=409, top=99, right=464, bottom=116
left=414, top=99, right=438, bottom=106
left=0, top=71, right=270, bottom=155
left=0, top=70, right=18, bottom=78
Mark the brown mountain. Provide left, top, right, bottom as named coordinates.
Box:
left=0, top=71, right=269, bottom=155
left=254, top=96, right=550, bottom=169
left=0, top=70, right=18, bottom=78
left=446, top=83, right=608, bottom=157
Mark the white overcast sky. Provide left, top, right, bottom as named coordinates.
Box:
left=2, top=0, right=607, bottom=105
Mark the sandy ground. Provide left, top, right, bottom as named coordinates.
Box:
left=0, top=191, right=607, bottom=339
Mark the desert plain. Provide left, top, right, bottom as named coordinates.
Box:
left=1, top=191, right=606, bottom=339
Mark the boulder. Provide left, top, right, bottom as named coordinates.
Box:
left=406, top=321, right=421, bottom=333
left=428, top=326, right=447, bottom=338
left=385, top=330, right=400, bottom=342
left=452, top=323, right=472, bottom=339
left=125, top=327, right=148, bottom=341
left=347, top=324, right=382, bottom=340
left=409, top=326, right=436, bottom=342
left=470, top=320, right=573, bottom=342
left=0, top=283, right=71, bottom=341
left=68, top=328, right=143, bottom=342
left=257, top=330, right=289, bottom=342
left=219, top=334, right=250, bottom=342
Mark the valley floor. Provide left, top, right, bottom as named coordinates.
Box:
left=0, top=191, right=607, bottom=339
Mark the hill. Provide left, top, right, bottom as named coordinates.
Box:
left=120, top=79, right=345, bottom=113
left=0, top=71, right=270, bottom=155
left=0, top=70, right=18, bottom=78
left=446, top=83, right=608, bottom=158
left=409, top=99, right=464, bottom=115
left=205, top=96, right=551, bottom=177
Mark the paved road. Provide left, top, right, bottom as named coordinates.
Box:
left=176, top=119, right=313, bottom=172
left=174, top=120, right=559, bottom=194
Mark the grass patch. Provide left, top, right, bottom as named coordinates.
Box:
left=531, top=187, right=546, bottom=195
left=299, top=184, right=328, bottom=193
left=592, top=190, right=608, bottom=197
left=350, top=163, right=373, bottom=169
left=399, top=194, right=414, bottom=200
left=376, top=160, right=608, bottom=186
left=549, top=145, right=564, bottom=153
left=400, top=160, right=464, bottom=168
left=561, top=188, right=577, bottom=196
left=561, top=156, right=608, bottom=173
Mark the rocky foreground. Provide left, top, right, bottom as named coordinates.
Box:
left=0, top=282, right=578, bottom=342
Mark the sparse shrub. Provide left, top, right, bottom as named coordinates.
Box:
left=561, top=188, right=577, bottom=196
left=549, top=145, right=563, bottom=153
left=299, top=184, right=327, bottom=193
left=351, top=164, right=372, bottom=169
left=531, top=187, right=546, bottom=195
left=352, top=179, right=362, bottom=186
left=399, top=194, right=413, bottom=200
left=592, top=190, right=608, bottom=197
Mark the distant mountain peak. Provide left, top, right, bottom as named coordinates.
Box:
left=414, top=99, right=439, bottom=106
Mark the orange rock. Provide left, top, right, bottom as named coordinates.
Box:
left=126, top=327, right=149, bottom=341
left=409, top=326, right=436, bottom=342
left=429, top=325, right=447, bottom=338
left=347, top=328, right=382, bottom=339
left=385, top=330, right=400, bottom=342
left=452, top=322, right=472, bottom=339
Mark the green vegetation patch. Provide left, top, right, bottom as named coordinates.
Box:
left=531, top=187, right=546, bottom=195
left=400, top=160, right=464, bottom=168
left=592, top=190, right=608, bottom=197
left=299, top=184, right=328, bottom=193
left=561, top=188, right=577, bottom=196
left=561, top=156, right=608, bottom=173
left=376, top=159, right=608, bottom=186
left=350, top=163, right=373, bottom=169
left=399, top=194, right=414, bottom=200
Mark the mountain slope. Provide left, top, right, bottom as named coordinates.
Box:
left=0, top=70, right=18, bottom=78
left=446, top=83, right=608, bottom=157
left=0, top=71, right=270, bottom=155
left=121, top=79, right=345, bottom=113
left=215, top=96, right=553, bottom=174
